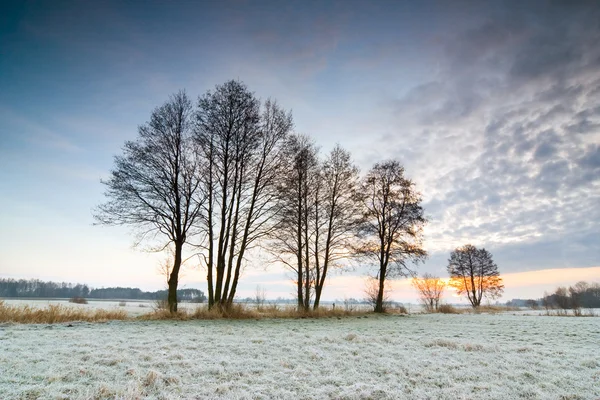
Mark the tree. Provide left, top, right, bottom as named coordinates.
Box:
left=270, top=141, right=360, bottom=311
left=270, top=134, right=320, bottom=311
left=312, top=145, right=360, bottom=309
left=412, top=273, right=446, bottom=312
left=447, top=245, right=504, bottom=308
left=94, top=91, right=204, bottom=313
left=364, top=276, right=390, bottom=311
left=355, top=160, right=427, bottom=313
left=194, top=80, right=292, bottom=309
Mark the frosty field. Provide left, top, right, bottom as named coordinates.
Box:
left=1, top=313, right=599, bottom=400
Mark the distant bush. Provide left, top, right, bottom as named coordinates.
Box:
left=152, top=298, right=169, bottom=311
left=118, top=301, right=127, bottom=307
left=69, top=297, right=88, bottom=304
left=391, top=304, right=408, bottom=314
left=438, top=304, right=460, bottom=314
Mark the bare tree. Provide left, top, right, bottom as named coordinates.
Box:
left=272, top=142, right=360, bottom=311
left=364, top=276, right=390, bottom=311
left=194, top=80, right=292, bottom=309
left=94, top=91, right=203, bottom=313
left=355, top=160, right=427, bottom=313
left=551, top=286, right=570, bottom=314
left=412, top=273, right=446, bottom=312
left=447, top=245, right=504, bottom=308
left=312, top=145, right=360, bottom=309
left=270, top=134, right=320, bottom=311
left=525, top=299, right=539, bottom=310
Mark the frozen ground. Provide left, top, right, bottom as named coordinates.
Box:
left=1, top=313, right=598, bottom=399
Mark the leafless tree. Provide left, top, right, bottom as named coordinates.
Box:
left=412, top=273, right=446, bottom=312
left=447, top=245, right=504, bottom=308
left=525, top=299, right=539, bottom=310
left=194, top=80, right=292, bottom=309
left=364, top=276, right=391, bottom=311
left=270, top=134, right=320, bottom=311
left=553, top=286, right=570, bottom=313
left=268, top=138, right=360, bottom=311
left=312, top=145, right=360, bottom=309
left=94, top=91, right=203, bottom=313
left=355, top=160, right=427, bottom=313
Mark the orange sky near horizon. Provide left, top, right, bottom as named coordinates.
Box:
left=306, top=266, right=600, bottom=303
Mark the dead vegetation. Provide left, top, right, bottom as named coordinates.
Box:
left=0, top=300, right=128, bottom=323
left=139, top=303, right=371, bottom=321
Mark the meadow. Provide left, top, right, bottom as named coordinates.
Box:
left=0, top=302, right=598, bottom=399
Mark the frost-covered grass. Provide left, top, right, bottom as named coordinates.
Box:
left=1, top=313, right=599, bottom=399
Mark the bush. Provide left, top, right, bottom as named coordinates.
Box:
left=69, top=297, right=88, bottom=304
left=118, top=301, right=127, bottom=307
left=438, top=304, right=460, bottom=314
left=390, top=303, right=408, bottom=314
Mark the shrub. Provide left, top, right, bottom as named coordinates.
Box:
left=438, top=304, right=460, bottom=314
left=118, top=301, right=127, bottom=307
left=391, top=303, right=408, bottom=314
left=69, top=297, right=88, bottom=304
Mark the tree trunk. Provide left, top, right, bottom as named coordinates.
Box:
left=375, top=268, right=386, bottom=313
left=167, top=241, right=183, bottom=313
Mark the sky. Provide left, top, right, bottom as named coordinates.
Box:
left=0, top=0, right=599, bottom=303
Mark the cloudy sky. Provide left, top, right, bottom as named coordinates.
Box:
left=1, top=0, right=598, bottom=302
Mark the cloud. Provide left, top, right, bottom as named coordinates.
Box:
left=375, top=2, right=600, bottom=273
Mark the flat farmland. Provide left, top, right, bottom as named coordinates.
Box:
left=1, top=312, right=598, bottom=399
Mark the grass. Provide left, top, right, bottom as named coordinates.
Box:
left=139, top=303, right=371, bottom=321
left=0, top=300, right=371, bottom=324
left=0, top=300, right=128, bottom=323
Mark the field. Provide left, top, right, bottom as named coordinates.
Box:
left=1, top=310, right=599, bottom=400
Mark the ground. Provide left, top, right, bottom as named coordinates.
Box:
left=0, top=312, right=599, bottom=399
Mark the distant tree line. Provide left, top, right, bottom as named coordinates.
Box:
left=542, top=281, right=600, bottom=310
left=0, top=278, right=206, bottom=302
left=507, top=281, right=600, bottom=310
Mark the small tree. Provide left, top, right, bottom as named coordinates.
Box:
left=95, top=92, right=204, bottom=313
left=447, top=245, right=504, bottom=308
left=412, top=273, right=446, bottom=312
left=355, top=160, right=427, bottom=313
left=554, top=286, right=570, bottom=312
left=364, top=276, right=390, bottom=311
left=525, top=299, right=539, bottom=310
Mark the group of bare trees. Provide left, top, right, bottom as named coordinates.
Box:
left=542, top=282, right=600, bottom=314
left=271, top=138, right=364, bottom=311
left=95, top=80, right=428, bottom=313
left=412, top=244, right=504, bottom=310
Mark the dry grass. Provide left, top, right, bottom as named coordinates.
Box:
left=139, top=303, right=371, bottom=321
left=474, top=305, right=520, bottom=313
left=436, top=304, right=519, bottom=314
left=438, top=304, right=462, bottom=314
left=0, top=300, right=128, bottom=323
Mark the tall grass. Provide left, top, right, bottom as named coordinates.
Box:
left=0, top=300, right=128, bottom=323
left=139, top=303, right=371, bottom=321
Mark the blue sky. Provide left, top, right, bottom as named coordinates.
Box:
left=1, top=0, right=599, bottom=302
